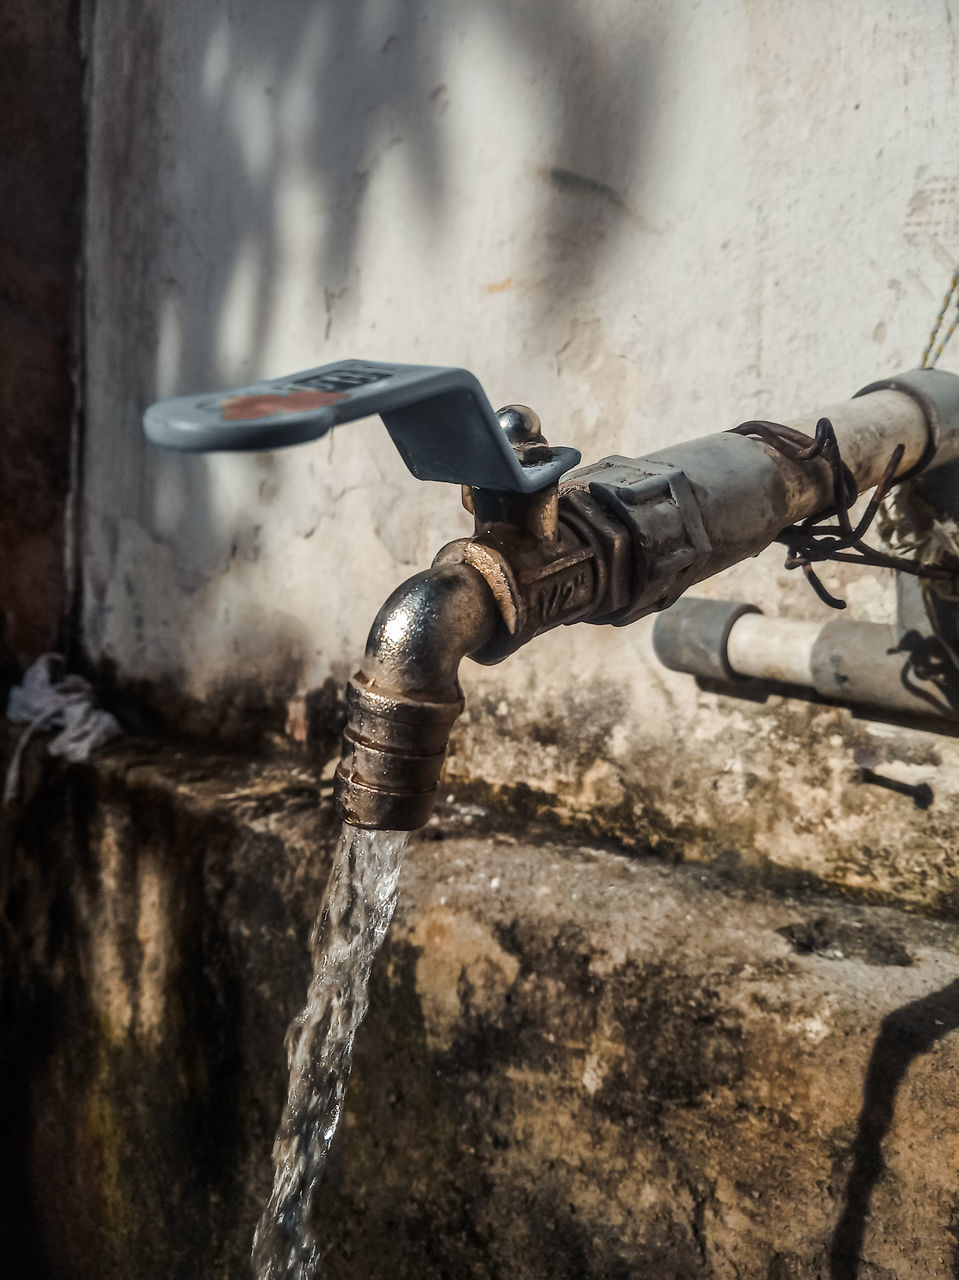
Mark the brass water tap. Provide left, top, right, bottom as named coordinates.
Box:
left=145, top=360, right=959, bottom=830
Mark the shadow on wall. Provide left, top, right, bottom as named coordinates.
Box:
left=829, top=978, right=959, bottom=1280
left=85, top=0, right=656, bottom=699
left=111, top=0, right=655, bottom=386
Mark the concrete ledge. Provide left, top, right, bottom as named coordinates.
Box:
left=331, top=834, right=959, bottom=1279
left=2, top=736, right=958, bottom=1278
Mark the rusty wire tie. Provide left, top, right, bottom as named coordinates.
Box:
left=728, top=416, right=953, bottom=610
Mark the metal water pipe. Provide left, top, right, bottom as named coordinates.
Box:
left=145, top=362, right=959, bottom=828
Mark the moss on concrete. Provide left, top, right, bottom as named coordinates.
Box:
left=445, top=682, right=959, bottom=921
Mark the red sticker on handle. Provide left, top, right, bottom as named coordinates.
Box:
left=220, top=389, right=348, bottom=421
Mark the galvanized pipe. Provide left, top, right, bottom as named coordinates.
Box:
left=567, top=375, right=955, bottom=625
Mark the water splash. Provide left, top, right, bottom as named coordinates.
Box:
left=252, top=824, right=410, bottom=1279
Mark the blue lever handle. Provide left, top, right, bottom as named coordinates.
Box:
left=143, top=358, right=580, bottom=493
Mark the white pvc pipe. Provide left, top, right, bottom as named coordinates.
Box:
left=721, top=609, right=957, bottom=721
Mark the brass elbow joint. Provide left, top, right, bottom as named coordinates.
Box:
left=333, top=562, right=499, bottom=829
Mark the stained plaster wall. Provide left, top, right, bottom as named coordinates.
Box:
left=82, top=0, right=959, bottom=910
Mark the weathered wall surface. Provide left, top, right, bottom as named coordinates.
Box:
left=0, top=0, right=83, bottom=663
left=3, top=737, right=959, bottom=1279
left=9, top=8, right=959, bottom=1275
left=81, top=0, right=959, bottom=907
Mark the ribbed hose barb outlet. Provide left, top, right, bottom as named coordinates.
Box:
left=333, top=562, right=501, bottom=830
left=334, top=678, right=465, bottom=829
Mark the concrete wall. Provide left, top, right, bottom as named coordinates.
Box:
left=82, top=0, right=959, bottom=907
left=0, top=0, right=83, bottom=664
left=5, top=732, right=959, bottom=1280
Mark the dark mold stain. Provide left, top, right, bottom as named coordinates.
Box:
left=776, top=916, right=913, bottom=967
left=87, top=657, right=346, bottom=766
left=0, top=723, right=338, bottom=1279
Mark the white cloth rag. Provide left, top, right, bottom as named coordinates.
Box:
left=4, top=654, right=121, bottom=805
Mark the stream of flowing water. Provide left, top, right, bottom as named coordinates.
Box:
left=251, top=824, right=410, bottom=1279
